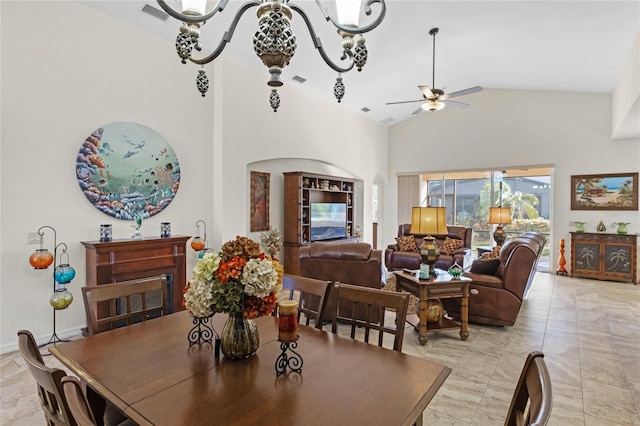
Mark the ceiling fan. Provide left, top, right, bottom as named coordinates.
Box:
left=386, top=28, right=482, bottom=114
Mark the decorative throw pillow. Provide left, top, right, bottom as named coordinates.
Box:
left=440, top=237, right=464, bottom=255
left=482, top=246, right=501, bottom=260
left=395, top=235, right=419, bottom=252
left=470, top=258, right=501, bottom=275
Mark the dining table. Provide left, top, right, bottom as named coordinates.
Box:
left=50, top=310, right=451, bottom=426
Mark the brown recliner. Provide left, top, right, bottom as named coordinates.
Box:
left=442, top=233, right=546, bottom=326
left=298, top=241, right=384, bottom=323
left=385, top=224, right=472, bottom=271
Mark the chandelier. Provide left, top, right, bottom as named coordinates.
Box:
left=157, top=0, right=386, bottom=111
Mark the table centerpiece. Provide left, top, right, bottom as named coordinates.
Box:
left=183, top=236, right=283, bottom=359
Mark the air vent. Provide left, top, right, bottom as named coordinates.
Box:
left=381, top=117, right=395, bottom=125
left=292, top=75, right=307, bottom=84
left=361, top=107, right=371, bottom=113
left=142, top=3, right=169, bottom=21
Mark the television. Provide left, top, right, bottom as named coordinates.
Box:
left=310, top=202, right=347, bottom=242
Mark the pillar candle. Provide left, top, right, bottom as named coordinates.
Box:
left=278, top=300, right=298, bottom=342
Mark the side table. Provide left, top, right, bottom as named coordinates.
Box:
left=393, top=270, right=471, bottom=345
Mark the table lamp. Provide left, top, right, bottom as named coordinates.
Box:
left=410, top=207, right=448, bottom=275
left=488, top=207, right=512, bottom=246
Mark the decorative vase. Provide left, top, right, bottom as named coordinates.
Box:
left=616, top=222, right=629, bottom=235
left=596, top=220, right=606, bottom=233
left=573, top=221, right=586, bottom=233
left=220, top=312, right=259, bottom=360
left=423, top=299, right=444, bottom=323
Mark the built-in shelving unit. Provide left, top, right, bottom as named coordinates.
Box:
left=283, top=171, right=356, bottom=275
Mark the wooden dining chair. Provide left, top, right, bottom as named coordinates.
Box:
left=505, top=351, right=553, bottom=426
left=327, top=282, right=410, bottom=352
left=82, top=275, right=168, bottom=335
left=61, top=377, right=137, bottom=426
left=60, top=376, right=98, bottom=426
left=281, top=274, right=332, bottom=329
left=17, top=329, right=75, bottom=425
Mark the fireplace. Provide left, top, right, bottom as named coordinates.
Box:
left=81, top=236, right=190, bottom=335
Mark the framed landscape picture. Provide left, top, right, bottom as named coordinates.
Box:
left=571, top=172, right=638, bottom=210
left=250, top=171, right=270, bottom=232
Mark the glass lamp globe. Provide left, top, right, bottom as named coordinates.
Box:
left=191, top=237, right=205, bottom=251
left=50, top=288, right=73, bottom=310
left=29, top=249, right=54, bottom=269
left=54, top=264, right=76, bottom=284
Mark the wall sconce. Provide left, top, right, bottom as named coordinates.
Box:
left=28, top=226, right=75, bottom=347
left=410, top=207, right=448, bottom=276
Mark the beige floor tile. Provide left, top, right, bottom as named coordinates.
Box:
left=544, top=352, right=582, bottom=388
left=583, top=379, right=640, bottom=425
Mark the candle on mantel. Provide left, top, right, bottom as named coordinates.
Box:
left=278, top=300, right=298, bottom=342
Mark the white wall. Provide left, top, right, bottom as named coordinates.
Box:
left=0, top=1, right=388, bottom=353
left=387, top=89, right=640, bottom=271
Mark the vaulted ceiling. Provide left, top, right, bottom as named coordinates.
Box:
left=81, top=1, right=639, bottom=131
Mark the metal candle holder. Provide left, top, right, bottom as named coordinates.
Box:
left=188, top=314, right=220, bottom=357
left=275, top=336, right=303, bottom=376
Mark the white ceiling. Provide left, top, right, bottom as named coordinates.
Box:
left=79, top=0, right=640, bottom=126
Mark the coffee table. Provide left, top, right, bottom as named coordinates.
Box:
left=393, top=270, right=471, bottom=345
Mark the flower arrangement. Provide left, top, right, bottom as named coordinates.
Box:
left=260, top=227, right=281, bottom=259
left=184, top=236, right=283, bottom=319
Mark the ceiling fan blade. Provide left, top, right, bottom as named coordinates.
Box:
left=445, top=86, right=483, bottom=100
left=385, top=99, right=423, bottom=105
left=443, top=100, right=469, bottom=109
left=418, top=85, right=435, bottom=99
left=412, top=107, right=424, bottom=115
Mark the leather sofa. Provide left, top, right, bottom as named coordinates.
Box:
left=298, top=241, right=384, bottom=323
left=442, top=232, right=546, bottom=326
left=385, top=224, right=472, bottom=271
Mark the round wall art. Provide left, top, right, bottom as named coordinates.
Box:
left=76, top=122, right=180, bottom=220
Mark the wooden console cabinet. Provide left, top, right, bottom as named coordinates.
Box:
left=81, top=236, right=190, bottom=318
left=570, top=232, right=637, bottom=284
left=283, top=171, right=356, bottom=275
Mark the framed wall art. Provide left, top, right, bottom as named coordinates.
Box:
left=571, top=172, right=638, bottom=210
left=76, top=122, right=180, bottom=220
left=250, top=171, right=270, bottom=232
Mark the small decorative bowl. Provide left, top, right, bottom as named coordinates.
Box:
left=448, top=263, right=464, bottom=280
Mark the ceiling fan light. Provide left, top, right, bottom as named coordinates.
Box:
left=422, top=100, right=445, bottom=112
left=181, top=0, right=206, bottom=16
left=335, top=0, right=361, bottom=26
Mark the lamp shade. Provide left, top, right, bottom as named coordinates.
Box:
left=335, top=0, right=361, bottom=26
left=410, top=207, right=448, bottom=235
left=182, top=0, right=206, bottom=15
left=488, top=207, right=512, bottom=225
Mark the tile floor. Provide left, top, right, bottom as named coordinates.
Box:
left=1, top=272, right=639, bottom=425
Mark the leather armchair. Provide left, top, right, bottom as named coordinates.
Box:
left=442, top=232, right=546, bottom=326
left=298, top=241, right=384, bottom=323
left=385, top=224, right=472, bottom=272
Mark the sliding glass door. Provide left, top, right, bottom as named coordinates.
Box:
left=418, top=167, right=551, bottom=271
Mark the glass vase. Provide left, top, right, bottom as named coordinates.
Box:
left=220, top=312, right=259, bottom=360
left=616, top=222, right=629, bottom=235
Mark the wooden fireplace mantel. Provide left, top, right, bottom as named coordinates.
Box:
left=81, top=236, right=190, bottom=316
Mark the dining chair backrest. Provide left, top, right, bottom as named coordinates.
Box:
left=505, top=351, right=553, bottom=426
left=328, top=282, right=409, bottom=352
left=61, top=376, right=97, bottom=426
left=82, top=275, right=168, bottom=335
left=282, top=274, right=331, bottom=329
left=17, top=330, right=75, bottom=426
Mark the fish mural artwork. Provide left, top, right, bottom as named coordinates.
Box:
left=76, top=122, right=180, bottom=221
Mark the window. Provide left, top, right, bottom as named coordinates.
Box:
left=418, top=167, right=552, bottom=271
